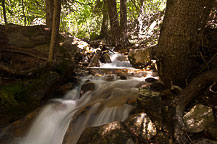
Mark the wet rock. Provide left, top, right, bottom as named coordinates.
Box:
left=137, top=88, right=161, bottom=129
left=119, top=75, right=127, bottom=80
left=128, top=47, right=153, bottom=69
left=77, top=121, right=136, bottom=144
left=88, top=53, right=100, bottom=67
left=0, top=110, right=40, bottom=143
left=100, top=53, right=112, bottom=63
left=145, top=77, right=158, bottom=83
left=183, top=104, right=214, bottom=133
left=80, top=82, right=95, bottom=96
left=124, top=113, right=157, bottom=141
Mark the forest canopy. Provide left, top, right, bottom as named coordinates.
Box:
left=0, top=0, right=166, bottom=39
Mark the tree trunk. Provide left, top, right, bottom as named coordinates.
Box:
left=107, top=0, right=120, bottom=45
left=45, top=0, right=54, bottom=29
left=120, top=0, right=128, bottom=47
left=21, top=0, right=26, bottom=26
left=137, top=0, right=145, bottom=39
left=100, top=0, right=109, bottom=38
left=48, top=0, right=61, bottom=64
left=2, top=0, right=7, bottom=25
left=156, top=0, right=214, bottom=87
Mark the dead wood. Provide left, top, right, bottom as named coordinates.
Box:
left=173, top=68, right=217, bottom=143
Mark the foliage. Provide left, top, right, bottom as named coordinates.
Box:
left=0, top=0, right=45, bottom=25
left=0, top=0, right=166, bottom=40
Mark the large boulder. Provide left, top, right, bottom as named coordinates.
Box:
left=128, top=47, right=154, bottom=69
left=125, top=113, right=157, bottom=141
left=77, top=121, right=136, bottom=144
left=183, top=104, right=215, bottom=133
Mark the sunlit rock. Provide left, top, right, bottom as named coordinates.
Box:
left=137, top=87, right=162, bottom=129
left=77, top=121, right=136, bottom=144
left=183, top=104, right=214, bottom=133
left=125, top=113, right=157, bottom=141
left=128, top=47, right=153, bottom=69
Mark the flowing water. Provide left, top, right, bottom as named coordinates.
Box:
left=17, top=78, right=145, bottom=144
left=3, top=52, right=155, bottom=144
left=100, top=52, right=132, bottom=68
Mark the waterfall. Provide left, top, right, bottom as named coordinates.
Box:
left=100, top=52, right=132, bottom=68
left=16, top=78, right=145, bottom=144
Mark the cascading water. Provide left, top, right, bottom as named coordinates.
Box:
left=2, top=51, right=155, bottom=144
left=14, top=77, right=146, bottom=144
left=100, top=52, right=132, bottom=68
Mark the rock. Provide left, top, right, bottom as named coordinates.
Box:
left=193, top=139, right=217, bottom=144
left=149, top=82, right=167, bottom=92
left=80, top=82, right=95, bottom=96
left=4, top=25, right=51, bottom=48
left=100, top=53, right=112, bottom=63
left=183, top=104, right=215, bottom=133
left=145, top=77, right=158, bottom=83
left=77, top=121, right=136, bottom=144
left=124, top=112, right=157, bottom=141
left=0, top=110, right=40, bottom=144
left=137, top=87, right=161, bottom=129
left=128, top=47, right=153, bottom=69
left=88, top=53, right=100, bottom=67
left=206, top=121, right=217, bottom=140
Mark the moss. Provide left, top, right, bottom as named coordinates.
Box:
left=0, top=79, right=43, bottom=114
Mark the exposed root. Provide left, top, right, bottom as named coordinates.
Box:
left=0, top=63, right=48, bottom=79
left=0, top=49, right=47, bottom=60
left=173, top=68, right=217, bottom=143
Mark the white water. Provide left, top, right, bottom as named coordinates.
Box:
left=10, top=52, right=153, bottom=144
left=17, top=78, right=144, bottom=144
left=100, top=52, right=132, bottom=68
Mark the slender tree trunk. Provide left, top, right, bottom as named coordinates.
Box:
left=107, top=0, right=120, bottom=45
left=2, top=0, right=7, bottom=25
left=137, top=0, right=145, bottom=39
left=156, top=0, right=214, bottom=87
left=45, top=0, right=54, bottom=29
left=48, top=0, right=61, bottom=64
left=120, top=0, right=128, bottom=47
left=100, top=0, right=109, bottom=38
left=21, top=0, right=26, bottom=26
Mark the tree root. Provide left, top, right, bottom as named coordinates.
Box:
left=0, top=63, right=49, bottom=79
left=173, top=68, right=217, bottom=143
left=0, top=49, right=47, bottom=60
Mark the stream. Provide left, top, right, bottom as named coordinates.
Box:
left=2, top=52, right=156, bottom=144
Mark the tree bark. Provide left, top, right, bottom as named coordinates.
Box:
left=2, top=0, right=7, bottom=25
left=45, top=0, right=54, bottom=29
left=137, top=0, right=145, bottom=39
left=156, top=0, right=214, bottom=87
left=100, top=0, right=109, bottom=38
left=48, top=0, right=61, bottom=64
left=120, top=0, right=128, bottom=47
left=107, top=0, right=120, bottom=45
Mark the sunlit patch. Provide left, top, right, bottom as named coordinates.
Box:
left=102, top=122, right=121, bottom=136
